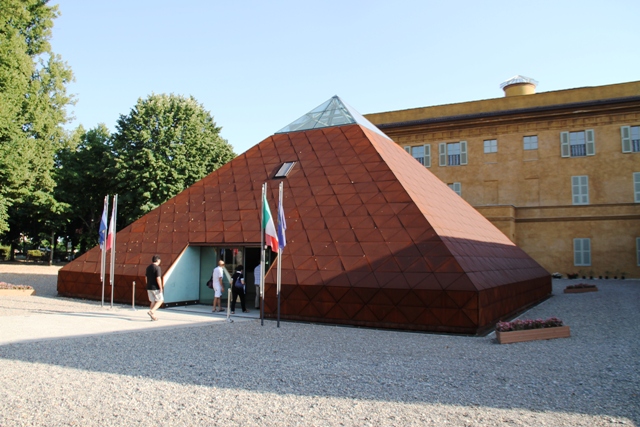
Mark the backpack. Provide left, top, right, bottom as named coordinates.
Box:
left=206, top=278, right=214, bottom=289
left=232, top=272, right=243, bottom=288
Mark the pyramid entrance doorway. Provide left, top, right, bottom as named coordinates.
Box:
left=162, top=245, right=265, bottom=309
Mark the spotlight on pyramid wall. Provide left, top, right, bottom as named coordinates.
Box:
left=58, top=96, right=551, bottom=334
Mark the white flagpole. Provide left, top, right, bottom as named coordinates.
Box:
left=277, top=181, right=283, bottom=328
left=109, top=194, right=117, bottom=308
left=100, top=195, right=108, bottom=307
left=260, top=183, right=266, bottom=326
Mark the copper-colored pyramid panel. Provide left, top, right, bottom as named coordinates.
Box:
left=58, top=100, right=550, bottom=333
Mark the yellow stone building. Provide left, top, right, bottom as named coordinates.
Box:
left=365, top=77, right=640, bottom=278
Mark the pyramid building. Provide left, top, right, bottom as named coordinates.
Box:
left=58, top=96, right=551, bottom=334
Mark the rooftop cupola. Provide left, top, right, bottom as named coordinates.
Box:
left=500, top=75, right=538, bottom=96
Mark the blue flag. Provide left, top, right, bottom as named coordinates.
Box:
left=277, top=196, right=286, bottom=251
left=98, top=199, right=108, bottom=250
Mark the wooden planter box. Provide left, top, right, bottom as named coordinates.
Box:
left=564, top=286, right=598, bottom=294
left=0, top=288, right=36, bottom=296
left=496, top=326, right=571, bottom=344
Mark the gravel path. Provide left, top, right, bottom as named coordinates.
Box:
left=0, top=263, right=638, bottom=426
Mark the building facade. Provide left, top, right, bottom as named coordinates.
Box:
left=365, top=78, right=640, bottom=278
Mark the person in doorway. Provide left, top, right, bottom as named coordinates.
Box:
left=253, top=263, right=261, bottom=309
left=212, top=260, right=226, bottom=312
left=230, top=265, right=248, bottom=314
left=145, top=255, right=163, bottom=321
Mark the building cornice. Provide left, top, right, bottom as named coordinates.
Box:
left=371, top=96, right=640, bottom=131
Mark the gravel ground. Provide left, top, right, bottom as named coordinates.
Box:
left=0, top=263, right=638, bottom=426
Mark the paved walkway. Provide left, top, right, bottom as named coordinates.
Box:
left=0, top=304, right=258, bottom=346
left=0, top=262, right=260, bottom=345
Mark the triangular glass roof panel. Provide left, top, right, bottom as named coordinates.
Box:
left=276, top=96, right=390, bottom=139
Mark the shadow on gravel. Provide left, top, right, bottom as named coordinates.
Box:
left=0, top=280, right=638, bottom=424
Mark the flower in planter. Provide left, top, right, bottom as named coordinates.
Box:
left=565, top=283, right=597, bottom=289
left=495, top=317, right=563, bottom=332
left=0, top=281, right=34, bottom=290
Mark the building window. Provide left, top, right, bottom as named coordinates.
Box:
left=484, top=139, right=497, bottom=153
left=412, top=145, right=425, bottom=165
left=574, top=238, right=591, bottom=266
left=621, top=126, right=640, bottom=153
left=523, top=135, right=538, bottom=150
left=403, top=144, right=431, bottom=168
left=448, top=143, right=461, bottom=165
left=448, top=182, right=461, bottom=196
left=439, top=141, right=467, bottom=166
left=561, top=130, right=595, bottom=157
left=634, top=172, right=640, bottom=203
left=274, top=161, right=296, bottom=178
left=572, top=176, right=589, bottom=205
left=570, top=131, right=586, bottom=157
left=637, top=237, right=640, bottom=266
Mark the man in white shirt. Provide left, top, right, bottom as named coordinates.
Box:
left=212, top=260, right=225, bottom=312
left=253, top=263, right=261, bottom=309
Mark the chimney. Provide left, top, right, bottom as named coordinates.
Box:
left=500, top=75, right=538, bottom=97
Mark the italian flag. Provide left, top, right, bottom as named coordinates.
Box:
left=262, top=191, right=279, bottom=251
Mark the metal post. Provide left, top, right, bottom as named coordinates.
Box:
left=226, top=288, right=233, bottom=323
left=131, top=281, right=136, bottom=311
left=277, top=181, right=283, bottom=328
left=260, top=183, right=266, bottom=326
left=109, top=194, right=117, bottom=309
left=101, top=196, right=108, bottom=307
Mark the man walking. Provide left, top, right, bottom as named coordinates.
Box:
left=145, top=255, right=163, bottom=321
left=212, top=260, right=225, bottom=312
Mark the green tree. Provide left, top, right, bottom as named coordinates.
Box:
left=54, top=125, right=115, bottom=254
left=112, top=94, right=235, bottom=225
left=0, top=0, right=74, bottom=240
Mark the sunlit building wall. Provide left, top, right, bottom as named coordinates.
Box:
left=366, top=78, right=640, bottom=278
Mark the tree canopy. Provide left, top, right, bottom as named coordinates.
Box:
left=54, top=125, right=115, bottom=253
left=0, top=3, right=237, bottom=257
left=111, top=93, right=235, bottom=225
left=0, top=0, right=74, bottom=237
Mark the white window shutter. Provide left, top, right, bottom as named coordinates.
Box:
left=424, top=144, right=431, bottom=168
left=439, top=143, right=446, bottom=166
left=585, top=129, right=595, bottom=156
left=581, top=176, right=589, bottom=204
left=634, top=172, right=640, bottom=203
left=583, top=239, right=591, bottom=265
left=561, top=132, right=570, bottom=157
left=454, top=182, right=461, bottom=195
left=572, top=176, right=580, bottom=204
left=460, top=140, right=468, bottom=165
left=621, top=126, right=632, bottom=153
left=404, top=145, right=411, bottom=154
left=573, top=238, right=582, bottom=265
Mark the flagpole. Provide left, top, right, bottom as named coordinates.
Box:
left=260, top=183, right=266, bottom=327
left=109, top=194, right=117, bottom=309
left=100, top=196, right=108, bottom=307
left=277, top=182, right=283, bottom=328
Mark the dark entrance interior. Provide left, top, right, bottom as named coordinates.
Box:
left=242, top=247, right=261, bottom=309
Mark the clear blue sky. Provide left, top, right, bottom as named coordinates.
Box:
left=50, top=0, right=640, bottom=155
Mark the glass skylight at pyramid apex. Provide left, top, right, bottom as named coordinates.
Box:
left=275, top=96, right=390, bottom=139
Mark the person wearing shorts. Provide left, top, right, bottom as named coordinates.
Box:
left=212, top=260, right=225, bottom=312
left=145, top=255, right=164, bottom=321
